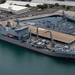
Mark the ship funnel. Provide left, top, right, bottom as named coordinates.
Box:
left=68, top=41, right=71, bottom=49
left=36, top=27, right=39, bottom=40
left=50, top=31, right=53, bottom=43
left=16, top=19, right=20, bottom=26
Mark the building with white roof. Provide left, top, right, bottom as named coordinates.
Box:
left=0, top=3, right=30, bottom=14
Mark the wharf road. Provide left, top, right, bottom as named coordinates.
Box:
left=18, top=10, right=75, bottom=21
left=19, top=10, right=61, bottom=21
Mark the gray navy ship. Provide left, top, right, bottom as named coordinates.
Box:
left=0, top=20, right=75, bottom=60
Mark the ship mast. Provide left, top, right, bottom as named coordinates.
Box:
left=29, top=30, right=32, bottom=43
left=50, top=31, right=55, bottom=47
left=62, top=10, right=65, bottom=16
left=68, top=41, right=71, bottom=49
left=36, top=27, right=39, bottom=40
left=62, top=10, right=66, bottom=20
left=16, top=19, right=20, bottom=26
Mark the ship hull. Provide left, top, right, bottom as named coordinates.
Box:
left=0, top=34, right=75, bottom=60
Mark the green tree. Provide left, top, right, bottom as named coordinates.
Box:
left=65, top=6, right=70, bottom=10
left=43, top=4, right=48, bottom=9
left=25, top=4, right=30, bottom=7
left=37, top=5, right=42, bottom=9
left=41, top=5, right=44, bottom=9
left=62, top=5, right=66, bottom=9
left=49, top=4, right=54, bottom=8
left=37, top=4, right=48, bottom=9
left=37, top=5, right=44, bottom=9
left=0, top=0, right=6, bottom=4
left=55, top=3, right=59, bottom=7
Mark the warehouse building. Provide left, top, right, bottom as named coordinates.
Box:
left=0, top=3, right=30, bottom=14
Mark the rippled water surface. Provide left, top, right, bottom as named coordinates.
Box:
left=0, top=41, right=75, bottom=75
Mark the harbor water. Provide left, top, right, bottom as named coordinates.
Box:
left=0, top=40, right=75, bottom=75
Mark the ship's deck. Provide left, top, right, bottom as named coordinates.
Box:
left=29, top=26, right=75, bottom=44
left=0, top=20, right=75, bottom=44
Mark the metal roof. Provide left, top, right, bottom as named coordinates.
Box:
left=0, top=3, right=28, bottom=11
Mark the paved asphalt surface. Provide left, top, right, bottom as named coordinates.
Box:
left=0, top=8, right=58, bottom=21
